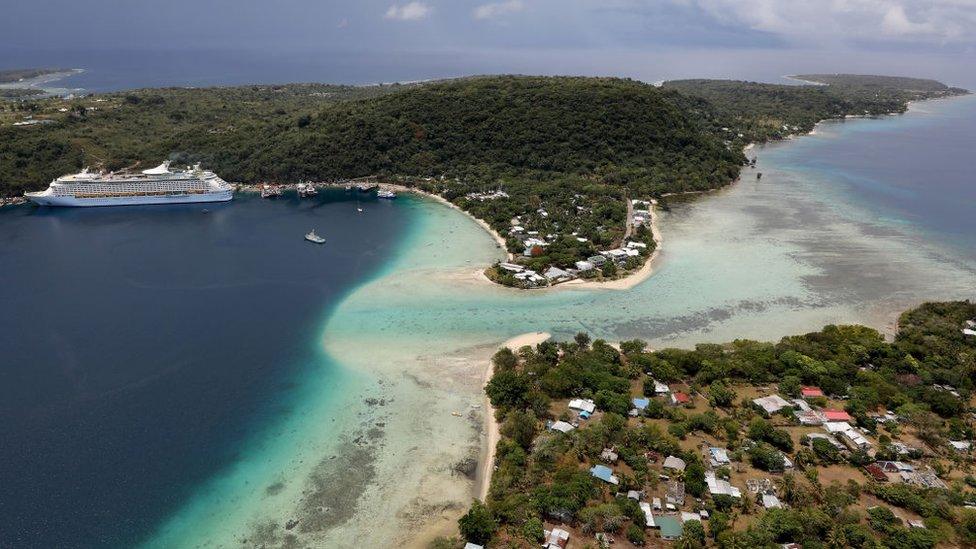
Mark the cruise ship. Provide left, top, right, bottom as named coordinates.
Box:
left=24, top=162, right=234, bottom=207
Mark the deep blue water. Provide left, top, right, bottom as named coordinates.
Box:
left=0, top=191, right=415, bottom=547
left=764, top=95, right=976, bottom=263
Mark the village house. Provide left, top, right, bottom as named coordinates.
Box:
left=549, top=421, right=575, bottom=433
left=569, top=398, right=596, bottom=417
left=670, top=392, right=691, bottom=406
left=665, top=480, right=685, bottom=506
left=648, top=379, right=670, bottom=395
left=801, top=386, right=825, bottom=399
left=630, top=397, right=650, bottom=416
left=590, top=464, right=619, bottom=485
left=762, top=494, right=784, bottom=509
left=709, top=447, right=731, bottom=467
left=949, top=440, right=972, bottom=453
left=705, top=471, right=741, bottom=498
left=663, top=455, right=686, bottom=473
left=543, top=527, right=570, bottom=549
left=824, top=422, right=872, bottom=451
left=574, top=260, right=595, bottom=272
left=753, top=394, right=792, bottom=414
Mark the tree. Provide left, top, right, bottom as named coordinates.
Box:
left=748, top=443, right=785, bottom=472
left=492, top=347, right=518, bottom=372
left=522, top=516, right=545, bottom=542
left=574, top=332, right=591, bottom=350
left=708, top=380, right=736, bottom=408
left=458, top=500, right=497, bottom=545
left=684, top=461, right=707, bottom=498
left=485, top=370, right=530, bottom=409
left=501, top=410, right=538, bottom=449
left=626, top=523, right=645, bottom=545
left=620, top=339, right=647, bottom=356
left=778, top=375, right=802, bottom=398
left=683, top=519, right=706, bottom=545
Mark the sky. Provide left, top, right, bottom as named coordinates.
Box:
left=3, top=1, right=976, bottom=88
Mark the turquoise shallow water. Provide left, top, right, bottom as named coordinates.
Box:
left=135, top=96, right=976, bottom=546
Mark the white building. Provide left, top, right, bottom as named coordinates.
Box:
left=753, top=394, right=792, bottom=414
left=705, top=472, right=741, bottom=498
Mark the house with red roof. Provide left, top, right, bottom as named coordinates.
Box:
left=821, top=409, right=852, bottom=422
left=863, top=464, right=889, bottom=482
left=801, top=386, right=824, bottom=399
left=670, top=392, right=691, bottom=406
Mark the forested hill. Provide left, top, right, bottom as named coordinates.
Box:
left=233, top=77, right=741, bottom=194
left=793, top=74, right=970, bottom=95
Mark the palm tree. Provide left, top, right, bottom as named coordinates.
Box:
left=825, top=525, right=848, bottom=549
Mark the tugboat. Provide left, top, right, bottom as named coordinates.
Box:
left=261, top=184, right=282, bottom=198
left=304, top=229, right=326, bottom=244
left=377, top=189, right=397, bottom=199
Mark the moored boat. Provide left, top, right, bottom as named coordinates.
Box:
left=297, top=182, right=318, bottom=198
left=304, top=230, right=325, bottom=244
left=377, top=190, right=397, bottom=199
left=24, top=162, right=233, bottom=207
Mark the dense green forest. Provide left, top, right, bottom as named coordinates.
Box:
left=445, top=301, right=976, bottom=548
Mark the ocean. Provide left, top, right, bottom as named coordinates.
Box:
left=6, top=48, right=975, bottom=94
left=0, top=95, right=973, bottom=547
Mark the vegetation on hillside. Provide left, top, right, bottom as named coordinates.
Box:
left=662, top=76, right=968, bottom=146
left=445, top=301, right=976, bottom=547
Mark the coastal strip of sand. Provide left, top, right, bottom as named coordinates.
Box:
left=478, top=331, right=551, bottom=501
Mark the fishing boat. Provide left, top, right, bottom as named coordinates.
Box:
left=377, top=189, right=397, bottom=199
left=304, top=230, right=326, bottom=244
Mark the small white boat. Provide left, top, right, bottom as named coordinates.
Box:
left=297, top=182, right=318, bottom=198
left=357, top=207, right=364, bottom=213
left=377, top=190, right=397, bottom=199
left=304, top=230, right=325, bottom=244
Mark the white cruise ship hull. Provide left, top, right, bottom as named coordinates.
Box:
left=26, top=189, right=234, bottom=207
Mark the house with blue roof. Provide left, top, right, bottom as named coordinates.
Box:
left=589, top=464, right=619, bottom=485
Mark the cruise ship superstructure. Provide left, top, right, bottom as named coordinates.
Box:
left=25, top=162, right=234, bottom=207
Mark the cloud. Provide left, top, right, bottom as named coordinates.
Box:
left=662, top=0, right=976, bottom=44
left=474, top=0, right=525, bottom=19
left=384, top=2, right=431, bottom=21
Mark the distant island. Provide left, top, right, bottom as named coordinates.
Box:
left=0, top=73, right=968, bottom=287
left=0, top=68, right=69, bottom=85
left=442, top=300, right=976, bottom=548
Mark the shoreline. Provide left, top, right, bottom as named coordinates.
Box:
left=477, top=331, right=551, bottom=502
